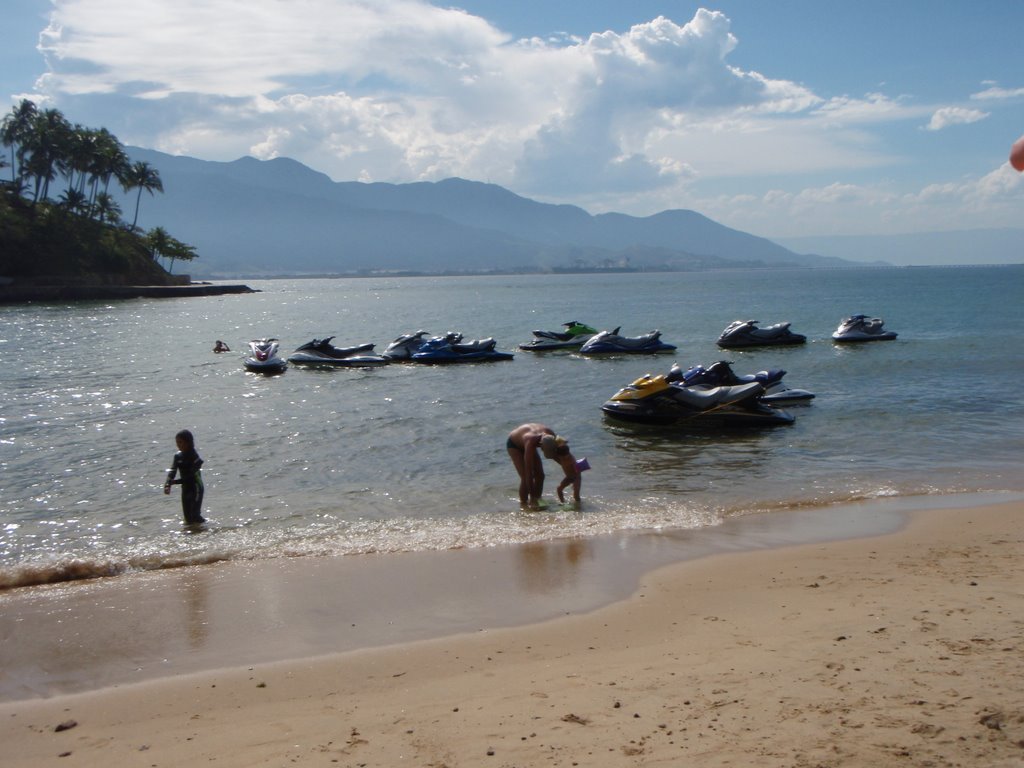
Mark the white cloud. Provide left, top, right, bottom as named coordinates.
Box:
left=26, top=0, right=1022, bottom=238
left=924, top=106, right=989, bottom=131
left=813, top=93, right=920, bottom=124
left=40, top=0, right=510, bottom=98
left=970, top=84, right=1024, bottom=101
left=511, top=11, right=827, bottom=195
left=37, top=3, right=861, bottom=197
left=693, top=166, right=1023, bottom=238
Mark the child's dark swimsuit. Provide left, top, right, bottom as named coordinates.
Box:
left=167, top=448, right=205, bottom=524
left=506, top=436, right=523, bottom=453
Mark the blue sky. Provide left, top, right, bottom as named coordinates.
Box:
left=3, top=0, right=1022, bottom=240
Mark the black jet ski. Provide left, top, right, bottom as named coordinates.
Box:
left=717, top=319, right=806, bottom=348
left=287, top=337, right=388, bottom=367
left=519, top=321, right=599, bottom=351
left=832, top=314, right=898, bottom=342
left=579, top=329, right=676, bottom=355
left=601, top=371, right=794, bottom=427
left=674, top=361, right=814, bottom=404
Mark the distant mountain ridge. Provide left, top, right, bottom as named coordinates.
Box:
left=776, top=230, right=1024, bottom=267
left=120, top=148, right=853, bottom=277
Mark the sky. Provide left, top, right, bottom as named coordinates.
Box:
left=2, top=0, right=1023, bottom=240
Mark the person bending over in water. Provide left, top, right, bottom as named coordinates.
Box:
left=164, top=429, right=206, bottom=524
left=506, top=423, right=582, bottom=510
left=213, top=340, right=230, bottom=353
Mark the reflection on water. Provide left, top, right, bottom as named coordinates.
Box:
left=604, top=425, right=780, bottom=495
left=515, top=538, right=594, bottom=594
left=181, top=569, right=210, bottom=649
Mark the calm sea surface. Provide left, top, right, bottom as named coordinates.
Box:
left=2, top=265, right=1023, bottom=590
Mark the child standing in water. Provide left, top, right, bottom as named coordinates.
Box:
left=164, top=429, right=206, bottom=524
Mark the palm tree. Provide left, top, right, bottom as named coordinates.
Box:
left=94, top=192, right=122, bottom=224
left=58, top=187, right=88, bottom=214
left=165, top=238, right=197, bottom=274
left=86, top=129, right=127, bottom=210
left=146, top=226, right=197, bottom=273
left=23, top=108, right=73, bottom=202
left=1, top=99, right=38, bottom=183
left=23, top=147, right=58, bottom=204
left=123, top=161, right=163, bottom=229
left=147, top=226, right=171, bottom=262
left=60, top=126, right=97, bottom=200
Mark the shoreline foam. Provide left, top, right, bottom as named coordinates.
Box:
left=2, top=496, right=1021, bottom=766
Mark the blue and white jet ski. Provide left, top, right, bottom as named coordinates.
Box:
left=411, top=332, right=514, bottom=364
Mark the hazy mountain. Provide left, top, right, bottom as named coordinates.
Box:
left=776, top=230, right=1024, bottom=267
left=120, top=148, right=854, bottom=277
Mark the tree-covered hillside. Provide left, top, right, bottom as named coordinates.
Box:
left=0, top=100, right=196, bottom=284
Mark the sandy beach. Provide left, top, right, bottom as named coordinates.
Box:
left=2, top=497, right=1022, bottom=767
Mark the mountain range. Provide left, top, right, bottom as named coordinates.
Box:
left=775, top=230, right=1023, bottom=267
left=120, top=148, right=858, bottom=278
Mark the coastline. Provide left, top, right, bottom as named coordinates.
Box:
left=0, top=282, right=257, bottom=303
left=2, top=495, right=1022, bottom=766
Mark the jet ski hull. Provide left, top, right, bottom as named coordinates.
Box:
left=580, top=343, right=676, bottom=355
left=601, top=399, right=794, bottom=427
left=717, top=334, right=806, bottom=348
left=518, top=338, right=591, bottom=351
left=287, top=352, right=388, bottom=367
left=411, top=350, right=514, bottom=363
left=759, top=386, right=815, bottom=405
left=832, top=330, right=898, bottom=342
left=243, top=358, right=287, bottom=374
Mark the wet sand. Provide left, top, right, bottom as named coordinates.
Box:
left=0, top=494, right=926, bottom=700
left=1, top=496, right=1022, bottom=766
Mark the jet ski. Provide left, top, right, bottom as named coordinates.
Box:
left=519, top=321, right=599, bottom=351
left=674, top=360, right=814, bottom=405
left=243, top=338, right=287, bottom=374
left=382, top=330, right=431, bottom=361
left=411, top=332, right=514, bottom=364
left=601, top=371, right=794, bottom=427
left=832, top=314, right=898, bottom=342
left=579, top=329, right=677, bottom=355
left=717, top=319, right=806, bottom=348
left=287, top=337, right=388, bottom=367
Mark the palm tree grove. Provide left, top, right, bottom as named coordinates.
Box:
left=0, top=99, right=197, bottom=287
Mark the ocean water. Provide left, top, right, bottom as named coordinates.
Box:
left=2, top=265, right=1023, bottom=590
